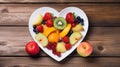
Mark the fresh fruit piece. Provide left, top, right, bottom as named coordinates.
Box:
left=35, top=33, right=48, bottom=47
left=33, top=25, right=36, bottom=29
left=25, top=41, right=40, bottom=55
left=69, top=32, right=82, bottom=45
left=36, top=25, right=43, bottom=33
left=77, top=42, right=93, bottom=57
left=46, top=43, right=52, bottom=50
left=65, top=44, right=72, bottom=50
left=48, top=32, right=59, bottom=42
left=54, top=17, right=67, bottom=30
left=66, top=12, right=75, bottom=23
left=71, top=22, right=76, bottom=27
left=43, top=12, right=52, bottom=21
left=67, top=30, right=73, bottom=37
left=43, top=25, right=57, bottom=37
left=56, top=42, right=66, bottom=53
left=75, top=16, right=84, bottom=25
left=33, top=14, right=43, bottom=25
left=60, top=24, right=71, bottom=38
left=46, top=19, right=53, bottom=27
left=61, top=36, right=69, bottom=43
left=33, top=28, right=39, bottom=34
left=72, top=24, right=84, bottom=32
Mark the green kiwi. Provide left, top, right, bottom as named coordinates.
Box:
left=54, top=17, right=67, bottom=30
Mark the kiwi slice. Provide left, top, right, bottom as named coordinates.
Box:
left=54, top=17, right=67, bottom=30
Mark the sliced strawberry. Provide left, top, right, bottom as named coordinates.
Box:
left=62, top=36, right=69, bottom=43
left=36, top=25, right=43, bottom=33
left=43, top=12, right=52, bottom=21
left=65, top=44, right=72, bottom=50
left=46, top=19, right=53, bottom=27
left=66, top=12, right=75, bottom=23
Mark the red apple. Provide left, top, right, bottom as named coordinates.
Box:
left=77, top=42, right=93, bottom=57
left=25, top=41, right=40, bottom=55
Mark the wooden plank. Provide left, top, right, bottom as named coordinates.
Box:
left=0, top=4, right=120, bottom=26
left=0, top=0, right=120, bottom=3
left=0, top=27, right=120, bottom=56
left=0, top=57, right=119, bottom=67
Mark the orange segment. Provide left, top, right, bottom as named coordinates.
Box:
left=48, top=32, right=60, bottom=42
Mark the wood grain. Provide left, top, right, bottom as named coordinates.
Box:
left=0, top=4, right=120, bottom=26
left=0, top=0, right=120, bottom=3
left=0, top=27, right=119, bottom=56
left=0, top=57, right=119, bottom=67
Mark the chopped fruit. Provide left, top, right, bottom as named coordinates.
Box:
left=69, top=32, right=82, bottom=45
left=77, top=42, right=93, bottom=57
left=43, top=25, right=57, bottom=37
left=35, top=33, right=48, bottom=47
left=65, top=44, right=72, bottom=50
left=72, top=24, right=84, bottom=32
left=33, top=14, right=43, bottom=25
left=32, top=12, right=86, bottom=57
left=75, top=16, right=84, bottom=25
left=56, top=42, right=66, bottom=53
left=25, top=41, right=40, bottom=55
left=43, top=12, right=52, bottom=21
left=46, top=19, right=53, bottom=27
left=54, top=17, right=67, bottom=30
left=33, top=25, right=36, bottom=29
left=48, top=32, right=60, bottom=43
left=71, top=22, right=76, bottom=27
left=61, top=36, right=69, bottom=43
left=66, top=12, right=75, bottom=23
left=36, top=25, right=43, bottom=33
left=60, top=24, right=71, bottom=38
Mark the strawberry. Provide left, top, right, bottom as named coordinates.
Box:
left=43, top=12, right=52, bottom=21
left=71, top=22, right=76, bottom=27
left=36, top=25, right=43, bottom=33
left=66, top=12, right=75, bottom=23
left=46, top=19, right=53, bottom=27
left=65, top=44, right=72, bottom=50
left=62, top=36, right=69, bottom=43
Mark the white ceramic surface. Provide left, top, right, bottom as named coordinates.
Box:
left=29, top=7, right=89, bottom=61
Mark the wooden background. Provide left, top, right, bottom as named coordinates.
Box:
left=0, top=0, right=120, bottom=67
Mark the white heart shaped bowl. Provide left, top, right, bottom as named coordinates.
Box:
left=29, top=7, right=89, bottom=61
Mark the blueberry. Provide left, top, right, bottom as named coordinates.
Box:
left=75, top=16, right=81, bottom=24
left=77, top=16, right=81, bottom=20
left=75, top=18, right=79, bottom=23
left=42, top=21, right=46, bottom=25
left=75, top=16, right=84, bottom=26
left=80, top=18, right=84, bottom=25
left=33, top=25, right=36, bottom=29
left=67, top=30, right=73, bottom=37
left=33, top=28, right=39, bottom=34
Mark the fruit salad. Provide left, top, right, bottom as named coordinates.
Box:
left=32, top=12, right=84, bottom=57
